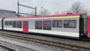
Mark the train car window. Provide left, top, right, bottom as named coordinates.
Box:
left=35, top=21, right=42, bottom=29
left=13, top=21, right=17, bottom=28
left=52, top=20, right=62, bottom=27
left=64, top=20, right=76, bottom=28
left=23, top=22, right=25, bottom=28
left=43, top=21, right=51, bottom=30
left=9, top=21, right=12, bottom=25
left=26, top=22, right=28, bottom=28
left=5, top=21, right=8, bottom=25
left=18, top=21, right=22, bottom=28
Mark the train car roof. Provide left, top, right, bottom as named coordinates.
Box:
left=4, top=13, right=80, bottom=20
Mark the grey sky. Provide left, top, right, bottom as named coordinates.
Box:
left=0, top=0, right=90, bottom=15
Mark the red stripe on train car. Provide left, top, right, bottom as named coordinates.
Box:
left=87, top=16, right=90, bottom=38
left=4, top=13, right=80, bottom=19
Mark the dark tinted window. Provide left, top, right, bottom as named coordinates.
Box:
left=64, top=20, right=76, bottom=28
left=35, top=21, right=42, bottom=29
left=5, top=21, right=8, bottom=25
left=43, top=21, right=51, bottom=30
left=52, top=20, right=62, bottom=27
left=23, top=22, right=25, bottom=28
left=9, top=21, right=12, bottom=25
left=13, top=21, right=17, bottom=28
left=18, top=21, right=22, bottom=28
left=26, top=22, right=28, bottom=28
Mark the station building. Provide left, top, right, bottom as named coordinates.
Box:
left=0, top=9, right=16, bottom=18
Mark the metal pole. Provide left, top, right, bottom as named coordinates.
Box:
left=17, top=2, right=37, bottom=16
left=35, top=7, right=37, bottom=16
left=17, top=1, right=19, bottom=17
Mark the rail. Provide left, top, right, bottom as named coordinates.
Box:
left=0, top=45, right=15, bottom=51
left=0, top=33, right=90, bottom=51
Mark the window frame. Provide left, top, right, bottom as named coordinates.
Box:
left=13, top=21, right=17, bottom=28
left=17, top=21, right=22, bottom=28
left=35, top=21, right=42, bottom=29
left=64, top=20, right=76, bottom=28
left=5, top=21, right=8, bottom=25
left=52, top=20, right=62, bottom=28
left=43, top=20, right=51, bottom=30
left=9, top=21, right=12, bottom=25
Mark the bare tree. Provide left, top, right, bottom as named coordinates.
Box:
left=70, top=1, right=88, bottom=14
left=54, top=11, right=60, bottom=15
left=39, top=9, right=51, bottom=16
left=54, top=11, right=68, bottom=15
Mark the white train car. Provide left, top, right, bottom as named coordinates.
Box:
left=3, top=13, right=80, bottom=38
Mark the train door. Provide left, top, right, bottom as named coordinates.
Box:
left=23, top=21, right=29, bottom=33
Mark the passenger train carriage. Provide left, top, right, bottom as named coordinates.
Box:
left=2, top=13, right=90, bottom=39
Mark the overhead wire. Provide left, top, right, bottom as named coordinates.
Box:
left=0, top=0, right=79, bottom=14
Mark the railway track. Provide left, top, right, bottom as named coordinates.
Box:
left=0, top=45, right=15, bottom=51
left=0, top=33, right=90, bottom=51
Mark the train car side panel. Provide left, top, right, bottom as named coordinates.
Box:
left=28, top=16, right=80, bottom=38
left=3, top=13, right=80, bottom=39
